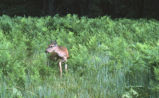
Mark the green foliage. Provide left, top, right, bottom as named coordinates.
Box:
left=0, top=14, right=159, bottom=97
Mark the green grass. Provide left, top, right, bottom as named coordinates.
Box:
left=0, top=14, right=159, bottom=98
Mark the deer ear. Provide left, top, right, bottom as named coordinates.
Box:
left=54, top=40, right=57, bottom=45
left=50, top=40, right=53, bottom=43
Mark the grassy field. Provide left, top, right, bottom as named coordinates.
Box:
left=0, top=14, right=159, bottom=98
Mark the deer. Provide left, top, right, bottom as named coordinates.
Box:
left=45, top=41, right=69, bottom=77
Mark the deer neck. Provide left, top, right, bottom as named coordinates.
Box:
left=54, top=46, right=60, bottom=53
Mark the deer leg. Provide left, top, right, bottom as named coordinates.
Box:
left=65, top=63, right=67, bottom=72
left=59, top=61, right=62, bottom=77
left=64, top=58, right=68, bottom=72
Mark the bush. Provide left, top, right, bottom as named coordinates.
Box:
left=0, top=14, right=159, bottom=97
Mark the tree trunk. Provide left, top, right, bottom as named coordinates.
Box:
left=48, top=0, right=55, bottom=15
left=42, top=0, right=55, bottom=15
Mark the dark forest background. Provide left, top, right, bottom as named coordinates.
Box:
left=0, top=0, right=159, bottom=19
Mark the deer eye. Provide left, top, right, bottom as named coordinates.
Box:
left=49, top=46, right=52, bottom=48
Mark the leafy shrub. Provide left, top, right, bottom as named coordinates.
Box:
left=0, top=14, right=159, bottom=97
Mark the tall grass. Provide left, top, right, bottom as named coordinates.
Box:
left=0, top=14, right=159, bottom=97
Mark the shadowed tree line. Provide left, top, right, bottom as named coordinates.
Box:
left=0, top=0, right=159, bottom=19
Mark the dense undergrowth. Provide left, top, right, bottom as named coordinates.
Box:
left=0, top=14, right=159, bottom=98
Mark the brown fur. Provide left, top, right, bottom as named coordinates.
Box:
left=46, top=42, right=69, bottom=77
